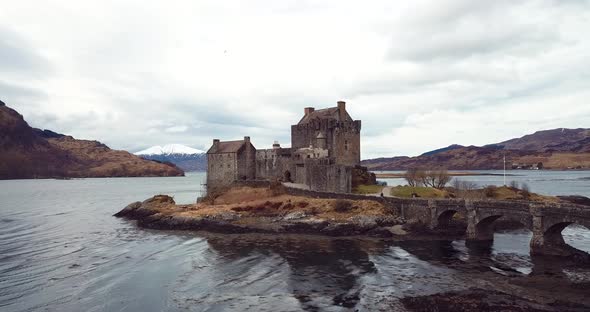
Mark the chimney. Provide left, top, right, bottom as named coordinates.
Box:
left=304, top=107, right=315, bottom=115
left=244, top=136, right=250, bottom=143
left=213, top=139, right=220, bottom=145
left=337, top=101, right=346, bottom=121
left=273, top=141, right=281, bottom=149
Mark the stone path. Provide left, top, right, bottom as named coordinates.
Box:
left=367, top=186, right=393, bottom=197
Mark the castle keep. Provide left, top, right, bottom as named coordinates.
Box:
left=206, top=101, right=364, bottom=193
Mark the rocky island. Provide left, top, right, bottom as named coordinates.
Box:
left=115, top=185, right=406, bottom=237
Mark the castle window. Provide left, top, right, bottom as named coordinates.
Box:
left=345, top=140, right=349, bottom=151
left=227, top=164, right=231, bottom=168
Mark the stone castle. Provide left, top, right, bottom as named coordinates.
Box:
left=206, top=101, right=369, bottom=193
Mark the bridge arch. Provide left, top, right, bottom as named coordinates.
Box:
left=436, top=209, right=461, bottom=228
left=430, top=199, right=468, bottom=230
left=531, top=217, right=590, bottom=259
left=467, top=210, right=532, bottom=241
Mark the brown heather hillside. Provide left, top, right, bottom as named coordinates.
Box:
left=0, top=100, right=184, bottom=179
left=362, top=128, right=590, bottom=170
left=498, top=128, right=590, bottom=152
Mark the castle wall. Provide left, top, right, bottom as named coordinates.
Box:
left=333, top=120, right=361, bottom=166
left=237, top=143, right=256, bottom=180
left=255, top=148, right=292, bottom=181
left=291, top=119, right=361, bottom=167
left=291, top=119, right=336, bottom=151
left=294, top=164, right=306, bottom=184
left=304, top=158, right=352, bottom=193
left=207, top=152, right=238, bottom=189
left=207, top=103, right=362, bottom=194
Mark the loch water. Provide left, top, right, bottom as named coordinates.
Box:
left=1, top=171, right=589, bottom=311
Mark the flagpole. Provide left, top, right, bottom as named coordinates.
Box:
left=503, top=153, right=506, bottom=186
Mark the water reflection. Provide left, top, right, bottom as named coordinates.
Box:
left=203, top=236, right=382, bottom=310
left=166, top=232, right=590, bottom=311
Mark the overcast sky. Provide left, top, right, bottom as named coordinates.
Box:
left=1, top=0, right=589, bottom=158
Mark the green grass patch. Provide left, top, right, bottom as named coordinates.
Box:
left=353, top=184, right=384, bottom=194
left=390, top=186, right=449, bottom=198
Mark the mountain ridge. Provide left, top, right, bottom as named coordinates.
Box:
left=361, top=128, right=590, bottom=170
left=0, top=101, right=184, bottom=179
left=135, top=144, right=205, bottom=156
left=134, top=144, right=207, bottom=172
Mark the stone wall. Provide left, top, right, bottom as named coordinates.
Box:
left=291, top=119, right=361, bottom=167
left=304, top=158, right=352, bottom=193
left=207, top=152, right=238, bottom=189
left=332, top=120, right=361, bottom=166
left=291, top=119, right=335, bottom=151
left=237, top=142, right=256, bottom=180
left=255, top=148, right=292, bottom=181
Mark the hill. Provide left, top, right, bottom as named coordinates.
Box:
left=0, top=100, right=184, bottom=179
left=361, top=128, right=590, bottom=170
left=496, top=128, right=590, bottom=152
left=135, top=144, right=207, bottom=172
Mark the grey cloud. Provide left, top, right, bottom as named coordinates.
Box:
left=387, top=3, right=561, bottom=62
left=0, top=27, right=53, bottom=78
left=0, top=80, right=47, bottom=103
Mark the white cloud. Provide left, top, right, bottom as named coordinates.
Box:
left=165, top=125, right=189, bottom=133
left=0, top=0, right=589, bottom=158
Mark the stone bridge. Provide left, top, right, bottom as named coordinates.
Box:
left=425, top=198, right=590, bottom=257
left=242, top=181, right=590, bottom=258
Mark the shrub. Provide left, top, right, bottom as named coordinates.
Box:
left=333, top=199, right=353, bottom=212
left=201, top=186, right=229, bottom=204
left=270, top=202, right=283, bottom=209
left=509, top=180, right=519, bottom=189
left=521, top=183, right=531, bottom=200
left=297, top=201, right=309, bottom=208
left=484, top=185, right=497, bottom=198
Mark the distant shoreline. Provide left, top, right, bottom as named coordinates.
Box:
left=374, top=172, right=518, bottom=179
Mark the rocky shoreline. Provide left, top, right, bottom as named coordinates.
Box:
left=112, top=188, right=570, bottom=240
left=114, top=195, right=409, bottom=238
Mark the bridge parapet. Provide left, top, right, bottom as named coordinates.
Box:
left=280, top=183, right=589, bottom=258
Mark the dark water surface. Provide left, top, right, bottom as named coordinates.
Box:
left=1, top=172, right=590, bottom=311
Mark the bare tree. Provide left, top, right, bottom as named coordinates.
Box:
left=404, top=167, right=424, bottom=187
left=509, top=180, right=519, bottom=189
left=432, top=168, right=452, bottom=189
left=420, top=168, right=452, bottom=189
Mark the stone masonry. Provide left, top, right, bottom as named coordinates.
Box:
left=207, top=101, right=366, bottom=192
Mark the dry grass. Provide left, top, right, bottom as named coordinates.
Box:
left=167, top=187, right=391, bottom=222
left=390, top=186, right=449, bottom=198
left=353, top=184, right=384, bottom=194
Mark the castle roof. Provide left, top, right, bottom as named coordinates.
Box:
left=297, top=106, right=352, bottom=125
left=207, top=140, right=247, bottom=154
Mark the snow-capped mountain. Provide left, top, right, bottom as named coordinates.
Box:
left=134, top=144, right=207, bottom=171
left=135, top=144, right=205, bottom=156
